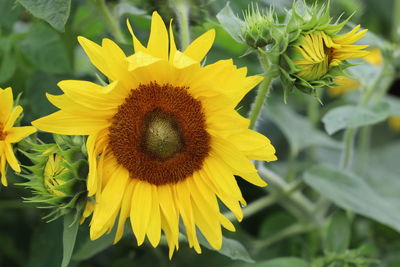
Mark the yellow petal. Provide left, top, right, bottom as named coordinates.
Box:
left=114, top=180, right=135, bottom=244
left=4, top=142, right=20, bottom=172
left=0, top=148, right=7, bottom=186
left=32, top=111, right=108, bottom=135
left=90, top=166, right=130, bottom=240
left=0, top=87, right=13, bottom=123
left=147, top=11, right=169, bottom=60
left=5, top=126, right=36, bottom=143
left=146, top=184, right=161, bottom=247
left=4, top=106, right=22, bottom=130
left=130, top=181, right=153, bottom=246
left=169, top=19, right=177, bottom=61
left=126, top=19, right=147, bottom=54
left=184, top=29, right=215, bottom=62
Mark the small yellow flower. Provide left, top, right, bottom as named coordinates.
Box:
left=0, top=87, right=36, bottom=186
left=388, top=117, right=400, bottom=132
left=32, top=12, right=277, bottom=257
left=294, top=25, right=369, bottom=81
left=327, top=76, right=360, bottom=97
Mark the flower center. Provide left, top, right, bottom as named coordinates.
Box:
left=108, top=82, right=210, bottom=185
left=142, top=109, right=183, bottom=160
left=0, top=123, right=6, bottom=141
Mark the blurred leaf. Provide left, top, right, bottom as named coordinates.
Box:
left=216, top=2, right=244, bottom=43
left=28, top=220, right=62, bottom=267
left=322, top=103, right=390, bottom=135
left=0, top=0, right=22, bottom=31
left=266, top=102, right=340, bottom=156
left=243, top=257, right=309, bottom=267
left=304, top=164, right=400, bottom=233
left=61, top=214, right=79, bottom=267
left=72, top=228, right=115, bottom=261
left=0, top=38, right=16, bottom=84
left=324, top=211, right=351, bottom=254
left=198, top=234, right=254, bottom=263
left=16, top=0, right=71, bottom=31
left=384, top=96, right=400, bottom=116
left=19, top=23, right=71, bottom=74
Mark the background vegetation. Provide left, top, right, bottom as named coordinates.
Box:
left=0, top=0, right=399, bottom=266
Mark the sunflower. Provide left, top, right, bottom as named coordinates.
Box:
left=0, top=87, right=37, bottom=186
left=32, top=12, right=277, bottom=257
left=294, top=25, right=369, bottom=81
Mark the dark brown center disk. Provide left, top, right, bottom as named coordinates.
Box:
left=0, top=123, right=5, bottom=141
left=108, top=82, right=210, bottom=185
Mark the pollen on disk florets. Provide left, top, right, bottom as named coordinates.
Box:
left=108, top=82, right=210, bottom=186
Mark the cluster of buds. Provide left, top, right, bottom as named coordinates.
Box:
left=18, top=135, right=92, bottom=223
left=229, top=0, right=369, bottom=98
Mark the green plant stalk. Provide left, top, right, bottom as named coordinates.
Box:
left=93, top=0, right=125, bottom=43
left=224, top=179, right=303, bottom=222
left=173, top=0, right=191, bottom=49
left=393, top=0, right=400, bottom=42
left=248, top=52, right=274, bottom=129
left=356, top=126, right=371, bottom=171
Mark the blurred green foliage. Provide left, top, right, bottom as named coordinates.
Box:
left=0, top=0, right=399, bottom=266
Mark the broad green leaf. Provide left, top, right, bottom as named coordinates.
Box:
left=0, top=0, right=22, bottom=31
left=324, top=211, right=351, bottom=254
left=198, top=234, right=254, bottom=263
left=384, top=96, right=400, bottom=117
left=239, top=257, right=309, bottom=267
left=72, top=228, right=116, bottom=261
left=322, top=103, right=390, bottom=135
left=19, top=23, right=71, bottom=74
left=266, top=102, right=340, bottom=156
left=28, top=220, right=63, bottom=267
left=0, top=38, right=16, bottom=83
left=62, top=214, right=79, bottom=267
left=216, top=2, right=244, bottom=43
left=16, top=0, right=71, bottom=31
left=304, top=164, right=400, bottom=233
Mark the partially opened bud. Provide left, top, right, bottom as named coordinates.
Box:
left=18, top=135, right=91, bottom=222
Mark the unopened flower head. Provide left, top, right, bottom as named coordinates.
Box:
left=19, top=135, right=91, bottom=222
left=279, top=1, right=369, bottom=96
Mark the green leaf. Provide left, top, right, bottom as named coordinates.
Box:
left=28, top=220, right=63, bottom=267
left=216, top=2, right=244, bottom=43
left=304, top=164, right=400, bottom=233
left=72, top=228, right=116, bottom=261
left=324, top=211, right=351, bottom=254
left=244, top=257, right=309, bottom=267
left=198, top=234, right=254, bottom=263
left=322, top=103, right=390, bottom=135
left=384, top=96, right=400, bottom=117
left=0, top=0, right=22, bottom=31
left=266, top=102, right=340, bottom=156
left=19, top=23, right=71, bottom=74
left=0, top=38, right=16, bottom=83
left=16, top=0, right=71, bottom=31
left=62, top=214, right=79, bottom=267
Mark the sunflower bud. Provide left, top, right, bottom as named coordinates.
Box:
left=18, top=135, right=91, bottom=222
left=241, top=4, right=277, bottom=48
left=279, top=0, right=369, bottom=97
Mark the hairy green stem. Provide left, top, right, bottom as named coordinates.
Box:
left=93, top=0, right=125, bottom=43
left=249, top=53, right=274, bottom=129
left=393, top=0, right=400, bottom=42
left=173, top=0, right=191, bottom=49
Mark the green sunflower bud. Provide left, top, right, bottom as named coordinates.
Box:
left=18, top=135, right=91, bottom=223
left=241, top=4, right=276, bottom=48
left=278, top=0, right=369, bottom=97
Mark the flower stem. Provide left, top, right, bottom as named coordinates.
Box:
left=93, top=0, right=126, bottom=43
left=249, top=53, right=274, bottom=129
left=392, top=0, right=400, bottom=42
left=173, top=0, right=191, bottom=49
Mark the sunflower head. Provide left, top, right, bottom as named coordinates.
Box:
left=18, top=135, right=89, bottom=222
left=0, top=87, right=37, bottom=186
left=278, top=0, right=369, bottom=96
left=32, top=11, right=277, bottom=257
